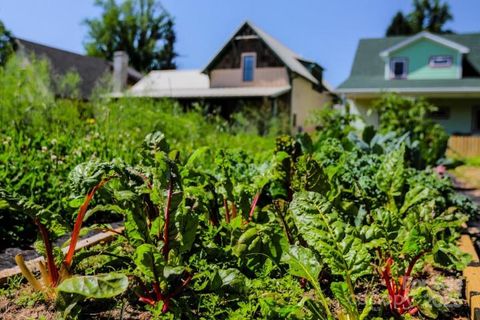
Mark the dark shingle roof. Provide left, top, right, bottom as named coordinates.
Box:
left=17, top=39, right=142, bottom=99
left=337, top=33, right=480, bottom=93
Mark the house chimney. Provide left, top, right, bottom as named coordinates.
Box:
left=113, top=51, right=129, bottom=92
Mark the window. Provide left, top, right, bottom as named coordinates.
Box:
left=242, top=53, right=255, bottom=82
left=429, top=55, right=453, bottom=68
left=390, top=58, right=408, bottom=79
left=429, top=106, right=450, bottom=120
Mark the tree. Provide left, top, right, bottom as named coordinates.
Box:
left=385, top=0, right=453, bottom=36
left=84, top=0, right=177, bottom=72
left=409, top=0, right=453, bottom=34
left=386, top=12, right=413, bottom=37
left=0, top=19, right=17, bottom=66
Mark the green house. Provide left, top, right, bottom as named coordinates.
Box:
left=337, top=31, right=480, bottom=134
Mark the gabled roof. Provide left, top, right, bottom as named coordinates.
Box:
left=337, top=32, right=480, bottom=94
left=16, top=38, right=142, bottom=99
left=379, top=31, right=470, bottom=57
left=202, top=21, right=323, bottom=86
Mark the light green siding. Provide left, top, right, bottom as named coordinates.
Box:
left=351, top=98, right=478, bottom=135
left=390, top=39, right=460, bottom=80
left=428, top=98, right=478, bottom=134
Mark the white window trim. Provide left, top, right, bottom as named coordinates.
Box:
left=389, top=58, right=408, bottom=80
left=241, top=52, right=256, bottom=82
left=429, top=55, right=453, bottom=68
left=457, top=51, right=462, bottom=79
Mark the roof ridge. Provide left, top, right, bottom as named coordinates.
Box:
left=359, top=31, right=480, bottom=42
left=16, top=37, right=108, bottom=64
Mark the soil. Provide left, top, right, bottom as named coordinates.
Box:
left=0, top=285, right=151, bottom=320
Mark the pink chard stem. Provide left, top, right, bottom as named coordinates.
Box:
left=248, top=192, right=261, bottom=222
left=162, top=178, right=174, bottom=260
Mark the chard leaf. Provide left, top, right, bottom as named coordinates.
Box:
left=282, top=245, right=321, bottom=281
left=330, top=282, right=356, bottom=317
left=125, top=207, right=150, bottom=246
left=375, top=145, right=405, bottom=208
left=163, top=265, right=185, bottom=279
left=289, top=192, right=371, bottom=282
left=134, top=244, right=164, bottom=282
left=217, top=268, right=248, bottom=293
left=410, top=286, right=448, bottom=318
left=57, top=273, right=128, bottom=298
left=433, top=240, right=471, bottom=270
left=399, top=185, right=435, bottom=215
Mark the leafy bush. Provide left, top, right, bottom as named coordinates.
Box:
left=373, top=94, right=449, bottom=168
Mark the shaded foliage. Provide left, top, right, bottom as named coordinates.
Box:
left=386, top=0, right=453, bottom=36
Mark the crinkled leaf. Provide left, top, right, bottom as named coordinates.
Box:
left=289, top=192, right=371, bottom=281
left=282, top=245, right=321, bottom=281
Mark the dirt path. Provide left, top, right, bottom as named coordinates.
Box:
left=449, top=171, right=480, bottom=251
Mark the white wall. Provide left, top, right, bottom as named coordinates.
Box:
left=210, top=67, right=289, bottom=88
left=290, top=76, right=331, bottom=131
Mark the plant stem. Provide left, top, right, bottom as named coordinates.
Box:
left=64, top=177, right=113, bottom=268
left=35, top=218, right=59, bottom=285
left=248, top=192, right=261, bottom=222
left=162, top=178, right=173, bottom=260
left=224, top=198, right=230, bottom=223
left=15, top=254, right=43, bottom=292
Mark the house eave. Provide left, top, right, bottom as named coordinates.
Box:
left=336, top=86, right=480, bottom=98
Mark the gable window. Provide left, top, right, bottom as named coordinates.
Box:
left=242, top=53, right=256, bottom=82
left=390, top=58, right=408, bottom=79
left=429, top=55, right=453, bottom=68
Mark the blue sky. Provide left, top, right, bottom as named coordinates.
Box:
left=1, top=0, right=479, bottom=86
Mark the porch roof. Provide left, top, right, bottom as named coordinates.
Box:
left=126, top=85, right=291, bottom=99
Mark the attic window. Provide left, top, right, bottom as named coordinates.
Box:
left=242, top=53, right=256, bottom=82
left=429, top=55, right=453, bottom=68
left=390, top=58, right=408, bottom=79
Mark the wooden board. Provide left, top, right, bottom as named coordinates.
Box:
left=0, top=226, right=124, bottom=284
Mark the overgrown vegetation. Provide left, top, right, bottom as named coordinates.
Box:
left=0, top=55, right=476, bottom=319
left=0, top=55, right=274, bottom=249
left=373, top=94, right=449, bottom=168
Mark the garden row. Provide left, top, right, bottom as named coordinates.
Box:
left=0, top=56, right=478, bottom=319
left=2, top=118, right=478, bottom=318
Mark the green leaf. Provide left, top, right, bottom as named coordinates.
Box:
left=289, top=192, right=371, bottom=282
left=217, top=268, right=248, bottom=293
left=133, top=244, right=164, bottom=282
left=57, top=273, right=128, bottom=298
left=399, top=185, right=435, bottom=215
left=330, top=282, right=356, bottom=317
left=410, top=286, right=448, bottom=318
left=375, top=145, right=405, bottom=208
left=433, top=240, right=471, bottom=270
left=359, top=296, right=373, bottom=320
left=163, top=265, right=185, bottom=279
left=282, top=245, right=321, bottom=281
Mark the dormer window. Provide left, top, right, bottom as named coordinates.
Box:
left=429, top=55, right=453, bottom=68
left=242, top=53, right=256, bottom=82
left=390, top=58, right=408, bottom=79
